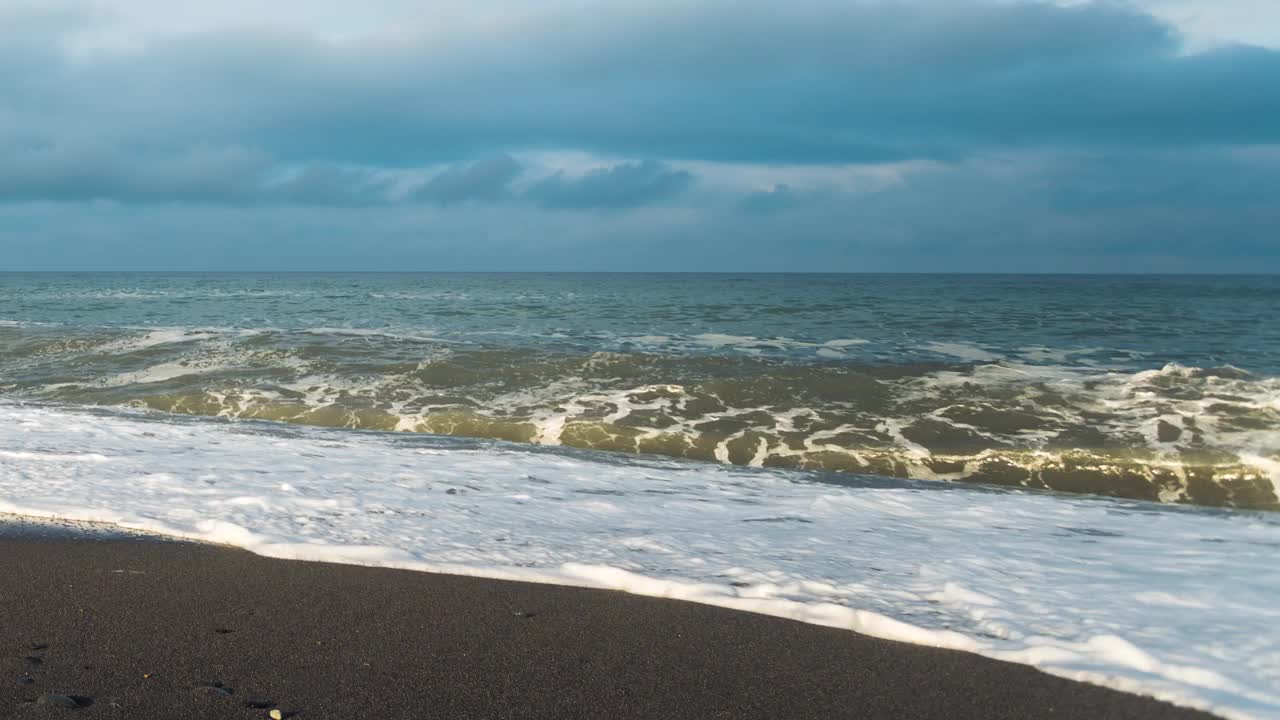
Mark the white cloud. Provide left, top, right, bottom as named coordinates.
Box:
left=681, top=159, right=944, bottom=194
left=1129, top=0, right=1280, bottom=50
left=8, top=0, right=1277, bottom=53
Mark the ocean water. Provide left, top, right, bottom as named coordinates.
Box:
left=2, top=273, right=1278, bottom=509
left=2, top=273, right=1279, bottom=717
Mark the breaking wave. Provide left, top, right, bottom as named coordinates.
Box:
left=3, top=324, right=1276, bottom=509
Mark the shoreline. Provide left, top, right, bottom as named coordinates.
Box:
left=1, top=521, right=1218, bottom=719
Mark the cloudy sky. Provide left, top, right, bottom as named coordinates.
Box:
left=1, top=0, right=1277, bottom=272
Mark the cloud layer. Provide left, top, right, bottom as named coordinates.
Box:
left=0, top=0, right=1277, bottom=270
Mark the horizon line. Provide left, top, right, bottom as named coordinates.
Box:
left=2, top=270, right=1279, bottom=277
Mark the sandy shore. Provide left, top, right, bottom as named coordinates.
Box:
left=0, top=522, right=1217, bottom=719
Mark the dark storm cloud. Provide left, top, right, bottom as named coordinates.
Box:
left=0, top=142, right=391, bottom=206
left=411, top=155, right=523, bottom=205
left=0, top=143, right=269, bottom=204
left=3, top=0, right=1278, bottom=174
left=525, top=161, right=694, bottom=209
left=726, top=148, right=1280, bottom=268
left=6, top=148, right=1278, bottom=272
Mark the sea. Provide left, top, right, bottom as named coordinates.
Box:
left=1, top=273, right=1277, bottom=717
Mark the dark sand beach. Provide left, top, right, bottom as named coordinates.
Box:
left=0, top=522, right=1216, bottom=720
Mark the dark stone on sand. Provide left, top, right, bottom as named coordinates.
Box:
left=28, top=644, right=48, bottom=651
left=39, top=693, right=90, bottom=708
left=18, top=678, right=33, bottom=685
left=242, top=698, right=275, bottom=709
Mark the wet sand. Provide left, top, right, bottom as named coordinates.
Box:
left=0, top=523, right=1217, bottom=719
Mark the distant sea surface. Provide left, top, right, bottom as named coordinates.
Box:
left=2, top=272, right=1278, bottom=509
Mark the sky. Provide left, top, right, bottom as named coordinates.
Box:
left=1, top=0, right=1277, bottom=272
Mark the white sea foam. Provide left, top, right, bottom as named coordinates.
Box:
left=922, top=341, right=1003, bottom=362
left=97, top=328, right=226, bottom=354
left=616, top=333, right=869, bottom=358
left=0, top=319, right=61, bottom=328
left=303, top=327, right=470, bottom=344
left=692, top=333, right=780, bottom=351
left=0, top=403, right=1277, bottom=718
left=1016, top=346, right=1107, bottom=364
